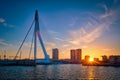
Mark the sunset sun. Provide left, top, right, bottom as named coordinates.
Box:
left=89, top=58, right=94, bottom=62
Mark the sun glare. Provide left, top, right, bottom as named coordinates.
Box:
left=89, top=58, right=94, bottom=62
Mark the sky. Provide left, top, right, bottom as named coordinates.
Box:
left=0, top=0, right=120, bottom=60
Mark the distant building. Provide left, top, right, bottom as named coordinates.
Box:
left=76, top=49, right=82, bottom=60
left=70, top=49, right=82, bottom=61
left=102, top=55, right=108, bottom=62
left=52, top=48, right=59, bottom=60
left=84, top=55, right=90, bottom=62
left=94, top=58, right=99, bottom=62
left=109, top=55, right=120, bottom=63
left=4, top=55, right=6, bottom=60
left=71, top=50, right=76, bottom=60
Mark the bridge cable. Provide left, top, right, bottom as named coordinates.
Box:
left=28, top=31, right=34, bottom=59
left=14, top=20, right=35, bottom=60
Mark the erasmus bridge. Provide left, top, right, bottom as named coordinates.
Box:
left=13, top=10, right=50, bottom=64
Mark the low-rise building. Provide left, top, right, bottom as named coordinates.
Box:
left=109, top=55, right=120, bottom=64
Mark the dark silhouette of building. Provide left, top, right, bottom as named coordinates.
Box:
left=109, top=55, right=120, bottom=63
left=4, top=55, right=6, bottom=60
left=102, top=55, right=108, bottom=62
left=52, top=48, right=59, bottom=60
left=94, top=58, right=99, bottom=62
left=84, top=55, right=90, bottom=62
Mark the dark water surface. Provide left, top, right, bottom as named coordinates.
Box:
left=0, top=64, right=120, bottom=80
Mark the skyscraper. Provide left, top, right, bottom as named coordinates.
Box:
left=52, top=48, right=59, bottom=60
left=76, top=49, right=82, bottom=60
left=70, top=49, right=82, bottom=61
left=71, top=50, right=76, bottom=60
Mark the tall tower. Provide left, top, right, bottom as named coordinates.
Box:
left=52, top=48, right=59, bottom=60
left=76, top=49, right=82, bottom=60
left=71, top=50, right=76, bottom=60
left=70, top=49, right=82, bottom=61
left=13, top=10, right=50, bottom=63
left=34, top=10, right=50, bottom=63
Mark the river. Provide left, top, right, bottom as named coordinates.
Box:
left=0, top=64, right=120, bottom=80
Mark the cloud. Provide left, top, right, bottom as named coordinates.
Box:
left=69, top=17, right=78, bottom=27
left=102, top=48, right=114, bottom=51
left=55, top=37, right=66, bottom=42
left=113, top=0, right=118, bottom=4
left=0, top=39, right=8, bottom=46
left=48, top=30, right=60, bottom=38
left=48, top=30, right=59, bottom=34
left=0, top=18, right=5, bottom=23
left=0, top=39, right=13, bottom=47
left=0, top=18, right=14, bottom=27
left=100, top=4, right=114, bottom=19
left=67, top=4, right=119, bottom=46
left=45, top=42, right=56, bottom=51
left=3, top=23, right=7, bottom=26
left=48, top=30, right=67, bottom=43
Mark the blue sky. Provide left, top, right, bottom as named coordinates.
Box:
left=0, top=0, right=120, bottom=59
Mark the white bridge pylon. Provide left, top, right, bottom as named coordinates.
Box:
left=14, top=10, right=50, bottom=63
left=34, top=10, right=50, bottom=63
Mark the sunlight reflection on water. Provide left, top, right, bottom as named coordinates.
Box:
left=0, top=64, right=120, bottom=80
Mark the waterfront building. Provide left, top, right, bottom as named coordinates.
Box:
left=76, top=49, right=82, bottom=60
left=52, top=48, right=59, bottom=60
left=71, top=50, right=76, bottom=60
left=109, top=55, right=120, bottom=63
left=84, top=55, right=90, bottom=62
left=70, top=49, right=82, bottom=61
left=102, top=55, right=108, bottom=62
left=94, top=58, right=99, bottom=62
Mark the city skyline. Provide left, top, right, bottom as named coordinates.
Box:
left=0, top=0, right=120, bottom=59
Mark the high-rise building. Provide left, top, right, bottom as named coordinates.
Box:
left=70, top=49, right=82, bottom=61
left=52, top=48, right=59, bottom=60
left=71, top=50, right=76, bottom=60
left=76, top=49, right=82, bottom=60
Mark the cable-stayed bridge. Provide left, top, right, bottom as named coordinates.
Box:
left=0, top=10, right=51, bottom=66
left=14, top=10, right=51, bottom=64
